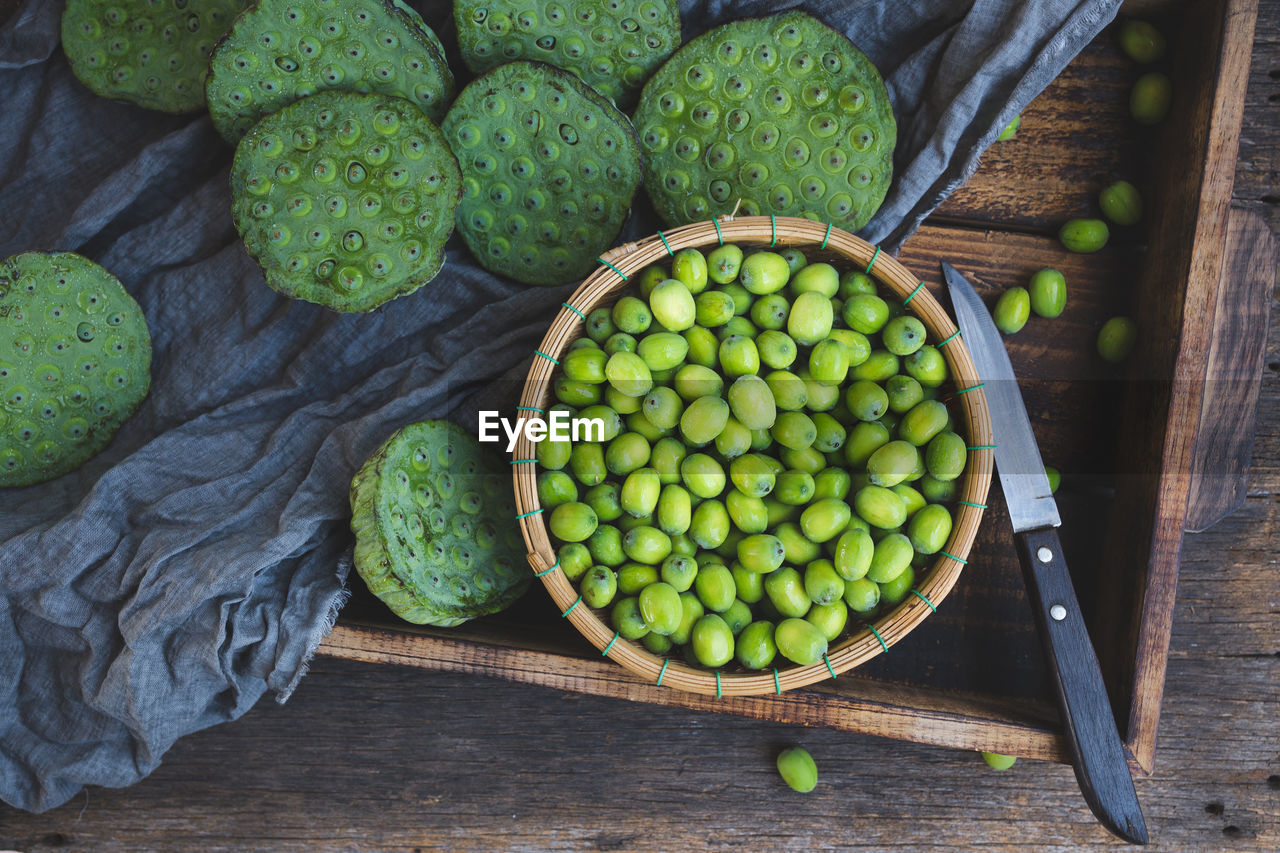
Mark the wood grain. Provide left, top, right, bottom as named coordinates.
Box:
left=1185, top=207, right=1278, bottom=531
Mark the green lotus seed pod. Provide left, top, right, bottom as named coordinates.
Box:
left=0, top=252, right=152, bottom=487
left=993, top=287, right=1031, bottom=335
left=1130, top=71, right=1172, bottom=125
left=454, top=0, right=679, bottom=109
left=1099, top=180, right=1143, bottom=226
left=444, top=61, right=642, bottom=286
left=1028, top=268, right=1067, bottom=319
left=230, top=91, right=460, bottom=312
left=208, top=0, right=453, bottom=141
left=62, top=0, right=248, bottom=113
left=996, top=114, right=1020, bottom=141
left=635, top=11, right=895, bottom=229
left=1097, top=316, right=1138, bottom=363
left=349, top=419, right=529, bottom=625
left=1119, top=20, right=1166, bottom=64
left=774, top=618, right=827, bottom=666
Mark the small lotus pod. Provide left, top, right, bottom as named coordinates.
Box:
left=206, top=0, right=454, bottom=143
left=349, top=419, right=530, bottom=626
left=453, top=0, right=680, bottom=109
left=633, top=10, right=897, bottom=229
left=0, top=251, right=151, bottom=487
left=230, top=91, right=461, bottom=312
left=61, top=0, right=248, bottom=113
left=443, top=61, right=642, bottom=286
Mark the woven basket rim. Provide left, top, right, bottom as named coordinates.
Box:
left=513, top=215, right=993, bottom=697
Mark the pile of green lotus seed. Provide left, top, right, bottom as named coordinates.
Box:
left=536, top=243, right=969, bottom=671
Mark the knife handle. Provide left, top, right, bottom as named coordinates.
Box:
left=1015, top=526, right=1149, bottom=845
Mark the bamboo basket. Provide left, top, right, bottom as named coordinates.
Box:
left=513, top=215, right=992, bottom=696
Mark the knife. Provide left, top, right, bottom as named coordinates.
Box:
left=943, top=262, right=1149, bottom=845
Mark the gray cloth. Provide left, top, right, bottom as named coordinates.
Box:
left=0, top=0, right=1118, bottom=813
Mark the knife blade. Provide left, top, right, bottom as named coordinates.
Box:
left=942, top=262, right=1149, bottom=845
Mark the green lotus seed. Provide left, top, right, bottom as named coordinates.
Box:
left=993, top=287, right=1031, bottom=335
left=1097, top=316, right=1137, bottom=363
left=1119, top=20, right=1166, bottom=64
left=1028, top=268, right=1067, bottom=318
left=1130, top=72, right=1171, bottom=125
left=1099, top=180, right=1143, bottom=226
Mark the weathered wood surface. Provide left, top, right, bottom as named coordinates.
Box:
left=1, top=0, right=1278, bottom=850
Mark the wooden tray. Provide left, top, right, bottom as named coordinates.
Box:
left=319, top=0, right=1275, bottom=774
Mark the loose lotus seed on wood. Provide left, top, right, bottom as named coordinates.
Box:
left=443, top=60, right=643, bottom=287
left=206, top=0, right=455, bottom=143
left=61, top=0, right=249, bottom=113
left=230, top=91, right=461, bottom=312
left=0, top=251, right=152, bottom=488
left=349, top=419, right=530, bottom=626
left=634, top=10, right=897, bottom=229
left=453, top=0, right=680, bottom=109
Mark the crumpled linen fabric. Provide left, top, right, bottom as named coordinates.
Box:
left=0, top=0, right=1118, bottom=813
